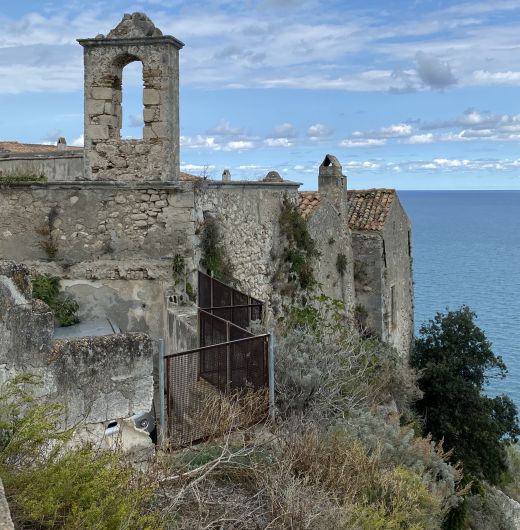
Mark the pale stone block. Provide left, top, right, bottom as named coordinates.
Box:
left=151, top=122, right=168, bottom=139
left=143, top=88, right=160, bottom=105
left=143, top=126, right=157, bottom=140
left=131, top=213, right=148, bottom=220
left=143, top=108, right=156, bottom=122
left=87, top=99, right=106, bottom=115
left=87, top=124, right=109, bottom=140
left=91, top=87, right=113, bottom=100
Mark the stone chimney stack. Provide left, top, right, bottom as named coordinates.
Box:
left=222, top=169, right=231, bottom=182
left=56, top=137, right=67, bottom=150
left=78, top=13, right=184, bottom=182
left=318, top=154, right=347, bottom=213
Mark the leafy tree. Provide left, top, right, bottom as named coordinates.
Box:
left=411, top=306, right=520, bottom=485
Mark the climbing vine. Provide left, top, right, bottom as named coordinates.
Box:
left=200, top=217, right=233, bottom=283
left=278, top=195, right=319, bottom=291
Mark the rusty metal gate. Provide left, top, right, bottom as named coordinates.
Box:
left=164, top=272, right=269, bottom=448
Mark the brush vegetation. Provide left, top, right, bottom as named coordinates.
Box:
left=2, top=304, right=519, bottom=528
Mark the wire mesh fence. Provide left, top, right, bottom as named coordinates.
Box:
left=198, top=270, right=263, bottom=326
left=165, top=334, right=269, bottom=448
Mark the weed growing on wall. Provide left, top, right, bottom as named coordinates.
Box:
left=278, top=195, right=319, bottom=291
left=200, top=216, right=233, bottom=283
left=36, top=205, right=59, bottom=259
left=0, top=174, right=47, bottom=184
left=336, top=253, right=348, bottom=276
left=32, top=275, right=79, bottom=327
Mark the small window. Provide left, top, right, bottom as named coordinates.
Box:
left=121, top=61, right=144, bottom=139
left=382, top=240, right=387, bottom=268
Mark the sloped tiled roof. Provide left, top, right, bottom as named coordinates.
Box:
left=0, top=141, right=81, bottom=153
left=298, top=188, right=396, bottom=231
left=347, top=189, right=396, bottom=231
left=298, top=191, right=321, bottom=218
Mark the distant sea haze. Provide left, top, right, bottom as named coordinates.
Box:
left=398, top=190, right=520, bottom=406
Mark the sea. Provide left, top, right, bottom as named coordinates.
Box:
left=398, top=191, right=520, bottom=407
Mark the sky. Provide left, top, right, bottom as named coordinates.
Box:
left=2, top=1, right=520, bottom=189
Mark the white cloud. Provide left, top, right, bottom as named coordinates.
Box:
left=181, top=163, right=216, bottom=171
left=72, top=134, right=84, bottom=147
left=340, top=138, right=387, bottom=148
left=207, top=119, right=244, bottom=136
left=225, top=140, right=254, bottom=150
left=473, top=70, right=520, bottom=85
left=379, top=123, right=413, bottom=137
left=268, top=123, right=298, bottom=139
left=264, top=138, right=293, bottom=147
left=406, top=133, right=434, bottom=144
left=307, top=123, right=333, bottom=140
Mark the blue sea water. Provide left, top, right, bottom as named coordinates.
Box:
left=398, top=191, right=520, bottom=407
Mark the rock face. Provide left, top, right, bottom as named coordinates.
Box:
left=494, top=488, right=520, bottom=529
left=0, top=479, right=14, bottom=530
left=107, top=12, right=163, bottom=39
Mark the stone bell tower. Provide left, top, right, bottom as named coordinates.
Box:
left=78, top=13, right=184, bottom=181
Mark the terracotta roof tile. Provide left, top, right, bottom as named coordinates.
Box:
left=0, top=141, right=81, bottom=154
left=347, top=188, right=396, bottom=231
left=179, top=172, right=203, bottom=182
left=298, top=191, right=321, bottom=218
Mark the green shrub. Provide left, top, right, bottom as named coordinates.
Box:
left=0, top=376, right=161, bottom=530
left=31, top=274, right=79, bottom=327
left=412, top=307, right=520, bottom=485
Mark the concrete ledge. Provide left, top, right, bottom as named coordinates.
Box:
left=0, top=180, right=186, bottom=190
left=204, top=179, right=302, bottom=189
left=0, top=151, right=83, bottom=160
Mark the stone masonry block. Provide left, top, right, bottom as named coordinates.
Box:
left=86, top=99, right=106, bottom=116
left=151, top=122, right=168, bottom=139
left=91, top=87, right=113, bottom=100
left=143, top=88, right=160, bottom=105
left=87, top=124, right=109, bottom=140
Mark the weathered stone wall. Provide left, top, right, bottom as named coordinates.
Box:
left=381, top=198, right=413, bottom=355
left=0, top=182, right=194, bottom=263
left=194, top=181, right=300, bottom=315
left=351, top=198, right=413, bottom=355
left=0, top=152, right=83, bottom=181
left=51, top=334, right=154, bottom=427
left=307, top=199, right=355, bottom=309
left=351, top=232, right=384, bottom=336
left=0, top=263, right=155, bottom=432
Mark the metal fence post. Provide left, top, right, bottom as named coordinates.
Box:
left=158, top=339, right=166, bottom=446
left=226, top=320, right=231, bottom=393
left=268, top=333, right=275, bottom=421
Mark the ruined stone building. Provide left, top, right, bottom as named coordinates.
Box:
left=0, top=13, right=413, bottom=447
